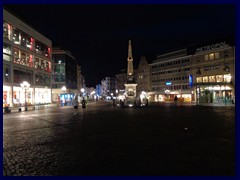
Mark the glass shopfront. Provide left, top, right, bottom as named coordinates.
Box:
left=195, top=85, right=234, bottom=105
left=195, top=73, right=234, bottom=105
left=60, top=93, right=75, bottom=106
left=3, top=85, right=51, bottom=107
left=12, top=86, right=33, bottom=106
left=3, top=86, right=11, bottom=107
left=35, top=88, right=51, bottom=104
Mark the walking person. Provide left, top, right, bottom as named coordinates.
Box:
left=73, top=96, right=79, bottom=115
left=82, top=98, right=86, bottom=109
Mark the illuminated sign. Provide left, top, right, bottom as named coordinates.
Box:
left=166, top=81, right=171, bottom=86
left=189, top=74, right=193, bottom=87
left=196, top=42, right=227, bottom=53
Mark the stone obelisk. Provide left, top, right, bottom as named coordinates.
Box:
left=124, top=40, right=137, bottom=105
left=127, top=40, right=134, bottom=83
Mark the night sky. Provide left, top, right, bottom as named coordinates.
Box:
left=4, top=4, right=236, bottom=87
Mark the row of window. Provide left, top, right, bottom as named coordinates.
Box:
left=152, top=76, right=189, bottom=83
left=152, top=84, right=190, bottom=91
left=3, top=65, right=50, bottom=86
left=196, top=74, right=231, bottom=83
left=204, top=52, right=220, bottom=61
left=138, top=69, right=148, bottom=73
left=153, top=67, right=190, bottom=75
left=151, top=59, right=190, bottom=69
left=3, top=21, right=51, bottom=58
left=3, top=45, right=51, bottom=73
left=204, top=63, right=221, bottom=71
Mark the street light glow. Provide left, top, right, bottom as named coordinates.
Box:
left=61, top=86, right=66, bottom=91
left=20, top=81, right=30, bottom=89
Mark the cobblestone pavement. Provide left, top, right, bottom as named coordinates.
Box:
left=3, top=101, right=235, bottom=176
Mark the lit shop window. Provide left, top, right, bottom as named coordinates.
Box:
left=216, top=75, right=223, bottom=82
left=209, top=53, right=214, bottom=60
left=204, top=52, right=220, bottom=61
left=3, top=22, right=11, bottom=41
left=34, top=57, right=51, bottom=73
left=224, top=74, right=231, bottom=83
left=209, top=76, right=216, bottom=82
left=196, top=77, right=203, bottom=83
left=21, top=32, right=33, bottom=50
left=35, top=40, right=51, bottom=58
left=13, top=48, right=33, bottom=67
left=12, top=27, right=20, bottom=45
left=203, top=76, right=208, bottom=83
left=13, top=48, right=20, bottom=63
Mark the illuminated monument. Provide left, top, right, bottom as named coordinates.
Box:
left=124, top=40, right=137, bottom=106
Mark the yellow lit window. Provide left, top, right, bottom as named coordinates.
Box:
left=224, top=74, right=231, bottom=83
left=203, top=76, right=208, bottom=82
left=209, top=76, right=216, bottom=82
left=196, top=77, right=202, bottom=83
left=216, top=75, right=223, bottom=82
left=215, top=52, right=220, bottom=59
left=209, top=53, right=214, bottom=60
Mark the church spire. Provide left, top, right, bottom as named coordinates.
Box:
left=127, top=40, right=134, bottom=82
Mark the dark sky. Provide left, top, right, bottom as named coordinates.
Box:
left=4, top=4, right=236, bottom=87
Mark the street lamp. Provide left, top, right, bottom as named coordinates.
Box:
left=61, top=86, right=66, bottom=92
left=20, top=81, right=30, bottom=111
left=81, top=88, right=85, bottom=97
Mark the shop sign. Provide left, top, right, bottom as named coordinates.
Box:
left=196, top=42, right=227, bottom=53
left=166, top=81, right=171, bottom=86
left=189, top=74, right=193, bottom=87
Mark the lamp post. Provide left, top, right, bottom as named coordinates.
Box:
left=61, top=86, right=66, bottom=93
left=20, top=81, right=30, bottom=111
left=81, top=88, right=85, bottom=98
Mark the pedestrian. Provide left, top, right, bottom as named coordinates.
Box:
left=72, top=97, right=79, bottom=114
left=82, top=98, right=86, bottom=109
left=174, top=96, right=178, bottom=102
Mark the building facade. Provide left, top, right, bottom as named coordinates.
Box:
left=191, top=41, right=235, bottom=105
left=149, top=49, right=193, bottom=102
left=51, top=48, right=80, bottom=105
left=116, top=69, right=127, bottom=91
left=136, top=56, right=151, bottom=94
left=101, top=77, right=117, bottom=98
left=3, top=9, right=52, bottom=108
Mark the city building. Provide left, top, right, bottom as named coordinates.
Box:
left=95, top=84, right=102, bottom=99
left=3, top=9, right=52, bottom=109
left=149, top=49, right=193, bottom=102
left=191, top=41, right=235, bottom=105
left=101, top=77, right=117, bottom=99
left=51, top=47, right=81, bottom=106
left=116, top=69, right=127, bottom=91
left=136, top=56, right=151, bottom=94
